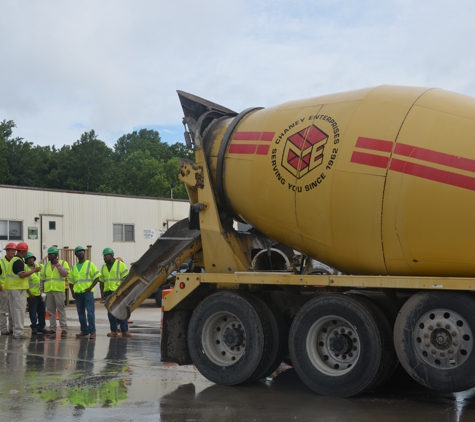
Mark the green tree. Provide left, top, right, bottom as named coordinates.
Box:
left=113, top=129, right=193, bottom=163
left=152, top=157, right=188, bottom=199
left=66, top=130, right=113, bottom=191
left=106, top=150, right=161, bottom=196
left=103, top=153, right=188, bottom=199
left=30, top=145, right=56, bottom=188
left=1, top=120, right=58, bottom=189
left=0, top=120, right=14, bottom=183
left=110, top=128, right=193, bottom=199
left=168, top=141, right=194, bottom=162
left=0, top=122, right=192, bottom=198
left=4, top=137, right=44, bottom=187
left=114, top=129, right=167, bottom=162
left=45, top=145, right=72, bottom=190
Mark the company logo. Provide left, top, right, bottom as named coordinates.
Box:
left=270, top=114, right=340, bottom=193
left=282, top=125, right=328, bottom=178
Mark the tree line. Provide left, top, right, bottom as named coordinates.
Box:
left=0, top=120, right=193, bottom=199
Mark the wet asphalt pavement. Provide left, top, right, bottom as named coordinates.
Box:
left=1, top=299, right=475, bottom=422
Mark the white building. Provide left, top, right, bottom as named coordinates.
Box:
left=0, top=184, right=190, bottom=268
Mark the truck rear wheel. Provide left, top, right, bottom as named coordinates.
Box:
left=289, top=294, right=387, bottom=397
left=394, top=291, right=475, bottom=392
left=247, top=295, right=288, bottom=381
left=345, top=291, right=399, bottom=388
left=347, top=293, right=397, bottom=389
left=187, top=291, right=269, bottom=385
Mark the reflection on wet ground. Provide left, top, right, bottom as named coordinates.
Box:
left=1, top=302, right=475, bottom=421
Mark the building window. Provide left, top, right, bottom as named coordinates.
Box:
left=113, top=224, right=135, bottom=242
left=49, top=221, right=56, bottom=230
left=0, top=220, right=23, bottom=240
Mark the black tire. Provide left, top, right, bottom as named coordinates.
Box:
left=247, top=295, right=289, bottom=381
left=289, top=294, right=386, bottom=397
left=238, top=293, right=274, bottom=383
left=187, top=291, right=269, bottom=385
left=345, top=290, right=399, bottom=325
left=394, top=291, right=475, bottom=392
left=347, top=294, right=397, bottom=389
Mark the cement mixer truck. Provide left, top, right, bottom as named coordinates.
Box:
left=106, top=85, right=475, bottom=397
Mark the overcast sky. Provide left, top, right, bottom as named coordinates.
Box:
left=2, top=0, right=475, bottom=148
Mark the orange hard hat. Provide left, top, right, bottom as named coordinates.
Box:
left=16, top=242, right=29, bottom=251
left=116, top=257, right=124, bottom=262
left=4, top=242, right=17, bottom=250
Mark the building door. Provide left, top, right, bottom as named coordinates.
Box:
left=41, top=215, right=64, bottom=259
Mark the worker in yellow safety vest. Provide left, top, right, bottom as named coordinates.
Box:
left=7, top=242, right=41, bottom=339
left=69, top=246, right=100, bottom=340
left=0, top=243, right=16, bottom=335
left=100, top=248, right=131, bottom=338
left=40, top=246, right=70, bottom=339
left=25, top=251, right=46, bottom=335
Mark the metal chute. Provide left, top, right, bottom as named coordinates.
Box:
left=105, top=218, right=201, bottom=320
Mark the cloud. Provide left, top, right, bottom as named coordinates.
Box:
left=1, top=0, right=475, bottom=147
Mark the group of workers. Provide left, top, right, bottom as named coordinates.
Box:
left=0, top=242, right=131, bottom=340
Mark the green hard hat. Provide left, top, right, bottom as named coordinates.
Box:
left=75, top=246, right=86, bottom=254
left=47, top=246, right=59, bottom=254
left=25, top=251, right=36, bottom=260
left=102, top=247, right=114, bottom=255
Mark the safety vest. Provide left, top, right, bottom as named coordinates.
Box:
left=70, top=260, right=100, bottom=293
left=0, top=257, right=7, bottom=288
left=100, top=260, right=129, bottom=292
left=6, top=256, right=28, bottom=290
left=26, top=264, right=41, bottom=296
left=41, top=260, right=70, bottom=292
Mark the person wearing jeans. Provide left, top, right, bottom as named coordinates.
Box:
left=103, top=290, right=129, bottom=335
left=25, top=252, right=46, bottom=335
left=100, top=248, right=131, bottom=338
left=69, top=246, right=100, bottom=340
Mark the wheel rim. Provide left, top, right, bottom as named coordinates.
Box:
left=413, top=308, right=473, bottom=369
left=306, top=315, right=361, bottom=376
left=202, top=311, right=247, bottom=366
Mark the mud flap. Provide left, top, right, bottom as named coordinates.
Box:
left=161, top=309, right=193, bottom=365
